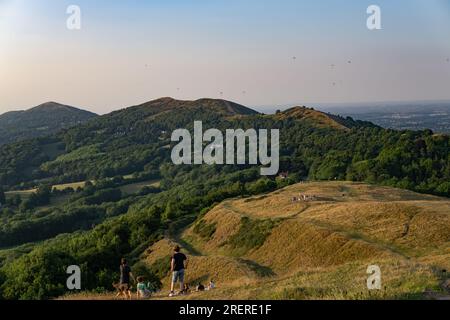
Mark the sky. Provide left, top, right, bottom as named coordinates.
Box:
left=0, top=0, right=450, bottom=114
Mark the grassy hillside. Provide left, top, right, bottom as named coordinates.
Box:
left=1, top=98, right=449, bottom=300
left=273, top=106, right=350, bottom=130
left=271, top=106, right=376, bottom=131
left=62, top=182, right=449, bottom=300
left=136, top=182, right=448, bottom=300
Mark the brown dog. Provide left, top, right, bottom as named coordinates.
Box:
left=113, top=282, right=133, bottom=298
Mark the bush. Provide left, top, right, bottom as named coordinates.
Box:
left=0, top=248, right=74, bottom=300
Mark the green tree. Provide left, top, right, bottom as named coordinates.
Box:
left=0, top=248, right=74, bottom=300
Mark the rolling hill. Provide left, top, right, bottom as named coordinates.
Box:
left=0, top=98, right=378, bottom=189
left=0, top=97, right=449, bottom=300
left=64, top=181, right=450, bottom=300
left=148, top=182, right=449, bottom=300
left=272, top=106, right=367, bottom=131
left=96, top=97, right=259, bottom=128
left=0, top=102, right=97, bottom=145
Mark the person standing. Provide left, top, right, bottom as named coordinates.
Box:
left=169, top=245, right=188, bottom=297
left=118, top=258, right=135, bottom=300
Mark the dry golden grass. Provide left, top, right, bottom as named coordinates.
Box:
left=248, top=220, right=395, bottom=274
left=143, top=238, right=176, bottom=264
left=6, top=179, right=161, bottom=199
left=5, top=180, right=90, bottom=197
left=271, top=107, right=348, bottom=131
left=52, top=181, right=90, bottom=191
left=175, top=182, right=449, bottom=299
left=5, top=189, right=36, bottom=200
left=159, top=256, right=260, bottom=290
left=119, top=180, right=160, bottom=195
left=63, top=182, right=450, bottom=300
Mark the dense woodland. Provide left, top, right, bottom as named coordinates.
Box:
left=0, top=98, right=448, bottom=299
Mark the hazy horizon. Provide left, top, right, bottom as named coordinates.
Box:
left=3, top=97, right=450, bottom=117
left=1, top=0, right=450, bottom=114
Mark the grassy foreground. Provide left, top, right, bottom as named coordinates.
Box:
left=62, top=182, right=450, bottom=300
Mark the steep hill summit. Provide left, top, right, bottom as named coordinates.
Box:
left=273, top=106, right=374, bottom=130
left=111, top=97, right=259, bottom=120
left=0, top=102, right=97, bottom=145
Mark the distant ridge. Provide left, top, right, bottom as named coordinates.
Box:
left=0, top=98, right=376, bottom=147
left=84, top=97, right=372, bottom=135
left=0, top=102, right=97, bottom=145
left=116, top=97, right=259, bottom=117
left=272, top=106, right=348, bottom=130
left=271, top=105, right=376, bottom=130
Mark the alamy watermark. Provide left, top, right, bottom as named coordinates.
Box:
left=367, top=5, right=382, bottom=30
left=64, top=5, right=381, bottom=31
left=367, top=265, right=382, bottom=290
left=66, top=5, right=81, bottom=30
left=171, top=121, right=280, bottom=176
left=66, top=265, right=81, bottom=290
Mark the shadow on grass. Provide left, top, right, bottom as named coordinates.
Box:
left=238, top=259, right=275, bottom=277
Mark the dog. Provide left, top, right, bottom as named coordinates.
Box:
left=113, top=282, right=133, bottom=297
left=179, top=284, right=190, bottom=295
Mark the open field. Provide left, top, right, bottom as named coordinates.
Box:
left=4, top=181, right=90, bottom=204
left=4, top=179, right=160, bottom=214
left=61, top=182, right=450, bottom=300
left=4, top=181, right=89, bottom=199
left=52, top=181, right=90, bottom=191
left=4, top=189, right=36, bottom=201
left=5, top=178, right=160, bottom=199
left=119, top=180, right=160, bottom=195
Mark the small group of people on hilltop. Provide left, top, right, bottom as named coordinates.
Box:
left=116, top=245, right=215, bottom=300
left=292, top=194, right=317, bottom=202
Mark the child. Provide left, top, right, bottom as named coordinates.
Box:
left=136, top=276, right=151, bottom=299
left=208, top=280, right=216, bottom=290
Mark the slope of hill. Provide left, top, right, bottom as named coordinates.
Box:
left=0, top=102, right=97, bottom=145
left=105, top=97, right=258, bottom=124
left=136, top=97, right=259, bottom=117
left=0, top=97, right=364, bottom=189
left=62, top=181, right=450, bottom=300
left=273, top=106, right=348, bottom=130
left=142, top=182, right=449, bottom=300
left=271, top=106, right=377, bottom=131
left=0, top=97, right=449, bottom=300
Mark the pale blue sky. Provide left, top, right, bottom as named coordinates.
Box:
left=1, top=0, right=450, bottom=114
